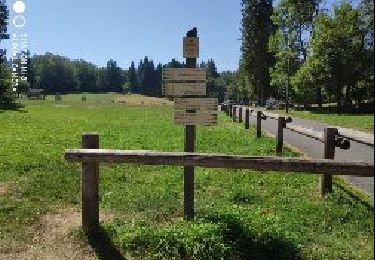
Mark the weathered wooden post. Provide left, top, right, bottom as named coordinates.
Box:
left=276, top=117, right=286, bottom=155
left=82, top=133, right=100, bottom=234
left=229, top=105, right=233, bottom=117
left=183, top=30, right=197, bottom=220
left=256, top=111, right=262, bottom=138
left=233, top=106, right=237, bottom=122
left=163, top=28, right=216, bottom=219
left=322, top=127, right=337, bottom=196
left=245, top=108, right=250, bottom=129
left=239, top=107, right=243, bottom=123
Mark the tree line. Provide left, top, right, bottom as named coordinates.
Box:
left=0, top=0, right=13, bottom=105
left=9, top=53, right=222, bottom=98
left=238, top=0, right=374, bottom=110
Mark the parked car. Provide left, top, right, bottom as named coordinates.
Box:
left=265, top=97, right=279, bottom=110
left=221, top=100, right=235, bottom=106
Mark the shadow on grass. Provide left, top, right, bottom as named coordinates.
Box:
left=206, top=213, right=301, bottom=260
left=0, top=103, right=27, bottom=113
left=88, top=226, right=127, bottom=260
left=334, top=182, right=374, bottom=212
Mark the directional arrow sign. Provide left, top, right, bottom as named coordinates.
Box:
left=174, top=98, right=218, bottom=126
left=162, top=68, right=206, bottom=82
left=163, top=82, right=206, bottom=96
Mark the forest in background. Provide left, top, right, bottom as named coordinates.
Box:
left=4, top=51, right=225, bottom=100
left=238, top=0, right=374, bottom=110
left=1, top=0, right=374, bottom=111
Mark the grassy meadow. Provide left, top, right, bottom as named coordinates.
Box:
left=276, top=110, right=374, bottom=133
left=0, top=94, right=373, bottom=259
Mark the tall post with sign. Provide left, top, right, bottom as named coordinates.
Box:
left=162, top=28, right=218, bottom=220
left=184, top=28, right=197, bottom=220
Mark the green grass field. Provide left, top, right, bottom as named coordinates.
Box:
left=0, top=94, right=373, bottom=259
left=277, top=110, right=374, bottom=132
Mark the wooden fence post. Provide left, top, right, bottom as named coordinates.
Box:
left=245, top=108, right=250, bottom=130
left=184, top=126, right=195, bottom=219
left=257, top=111, right=262, bottom=138
left=233, top=106, right=237, bottom=122
left=322, top=127, right=337, bottom=196
left=82, top=133, right=100, bottom=234
left=229, top=105, right=233, bottom=118
left=239, top=107, right=243, bottom=123
left=276, top=117, right=285, bottom=155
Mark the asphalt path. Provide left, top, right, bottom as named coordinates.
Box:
left=232, top=108, right=374, bottom=196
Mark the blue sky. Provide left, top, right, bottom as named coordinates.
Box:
left=3, top=0, right=242, bottom=71
left=2, top=0, right=357, bottom=71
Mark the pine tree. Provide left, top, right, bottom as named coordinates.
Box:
left=128, top=61, right=138, bottom=93
left=0, top=0, right=14, bottom=105
left=155, top=63, right=163, bottom=97
left=106, top=59, right=124, bottom=92
left=241, top=0, right=274, bottom=106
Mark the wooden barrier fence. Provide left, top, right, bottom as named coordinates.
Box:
left=225, top=105, right=368, bottom=196
left=65, top=132, right=374, bottom=234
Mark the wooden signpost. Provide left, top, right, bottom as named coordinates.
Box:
left=175, top=98, right=218, bottom=126
left=183, top=37, right=199, bottom=58
left=162, top=28, right=218, bottom=220
left=163, top=82, right=206, bottom=96
left=162, top=68, right=206, bottom=82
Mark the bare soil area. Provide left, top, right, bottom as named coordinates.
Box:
left=0, top=208, right=113, bottom=260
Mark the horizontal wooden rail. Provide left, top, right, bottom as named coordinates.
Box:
left=235, top=105, right=373, bottom=147
left=65, top=149, right=374, bottom=177
left=286, top=124, right=324, bottom=142
left=338, top=128, right=374, bottom=147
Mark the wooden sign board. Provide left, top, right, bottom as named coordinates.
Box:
left=163, top=68, right=206, bottom=82
left=163, top=82, right=206, bottom=96
left=183, top=37, right=199, bottom=58
left=174, top=98, right=218, bottom=126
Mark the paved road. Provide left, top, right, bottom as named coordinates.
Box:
left=232, top=108, right=374, bottom=196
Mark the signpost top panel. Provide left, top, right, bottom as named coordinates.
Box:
left=163, top=68, right=206, bottom=82
left=183, top=37, right=199, bottom=59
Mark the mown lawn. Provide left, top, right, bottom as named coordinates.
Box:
left=276, top=110, right=374, bottom=132
left=0, top=95, right=373, bottom=259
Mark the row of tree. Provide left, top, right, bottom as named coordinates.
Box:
left=238, top=0, right=374, bottom=110
left=9, top=53, right=222, bottom=99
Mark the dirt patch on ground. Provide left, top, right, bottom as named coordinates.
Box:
left=115, top=94, right=173, bottom=106
left=0, top=182, right=12, bottom=195
left=54, top=105, right=71, bottom=108
left=0, top=208, right=114, bottom=260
